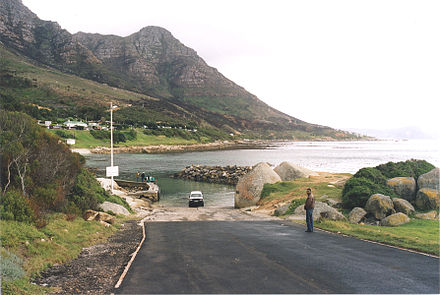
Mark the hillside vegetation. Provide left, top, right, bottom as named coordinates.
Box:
left=0, top=0, right=365, bottom=141
left=0, top=111, right=130, bottom=294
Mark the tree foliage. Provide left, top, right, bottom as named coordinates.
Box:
left=0, top=110, right=113, bottom=224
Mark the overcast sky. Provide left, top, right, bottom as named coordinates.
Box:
left=22, top=0, right=440, bottom=137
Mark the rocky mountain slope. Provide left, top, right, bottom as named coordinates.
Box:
left=0, top=0, right=357, bottom=139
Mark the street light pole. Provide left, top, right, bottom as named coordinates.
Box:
left=110, top=102, right=114, bottom=194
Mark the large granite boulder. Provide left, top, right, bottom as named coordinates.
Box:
left=380, top=212, right=410, bottom=226
left=348, top=207, right=367, bottom=224
left=365, top=194, right=395, bottom=220
left=393, top=198, right=415, bottom=216
left=99, top=201, right=130, bottom=216
left=415, top=211, right=438, bottom=220
left=235, top=162, right=281, bottom=208
left=273, top=162, right=319, bottom=181
left=386, top=177, right=416, bottom=202
left=273, top=203, right=290, bottom=216
left=83, top=210, right=115, bottom=224
left=415, top=188, right=440, bottom=210
left=293, top=202, right=346, bottom=221
left=417, top=168, right=439, bottom=190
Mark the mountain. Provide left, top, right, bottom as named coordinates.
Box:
left=0, top=0, right=359, bottom=140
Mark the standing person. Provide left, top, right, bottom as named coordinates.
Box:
left=136, top=171, right=140, bottom=182
left=141, top=172, right=146, bottom=183
left=304, top=188, right=315, bottom=232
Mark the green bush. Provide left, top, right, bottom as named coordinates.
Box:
left=0, top=249, right=25, bottom=282
left=0, top=249, right=25, bottom=278
left=342, top=159, right=435, bottom=209
left=286, top=198, right=307, bottom=215
left=375, top=159, right=435, bottom=180
left=68, top=169, right=132, bottom=213
left=0, top=190, right=34, bottom=223
left=69, top=169, right=105, bottom=211
left=54, top=130, right=74, bottom=139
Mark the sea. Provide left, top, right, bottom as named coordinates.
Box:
left=84, top=140, right=440, bottom=208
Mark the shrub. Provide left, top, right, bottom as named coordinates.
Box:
left=375, top=159, right=435, bottom=180
left=341, top=159, right=435, bottom=209
left=0, top=190, right=34, bottom=223
left=0, top=249, right=25, bottom=282
left=54, top=130, right=73, bottom=139
left=68, top=169, right=132, bottom=213
left=286, top=198, right=307, bottom=215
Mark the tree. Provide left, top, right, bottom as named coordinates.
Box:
left=0, top=111, right=40, bottom=196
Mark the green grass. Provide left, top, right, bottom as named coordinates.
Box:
left=0, top=213, right=121, bottom=294
left=316, top=219, right=440, bottom=256
left=260, top=177, right=345, bottom=203
left=48, top=129, right=199, bottom=148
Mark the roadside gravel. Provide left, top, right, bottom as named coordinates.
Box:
left=32, top=219, right=143, bottom=294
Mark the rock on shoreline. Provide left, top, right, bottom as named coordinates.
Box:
left=173, top=165, right=252, bottom=185
left=89, top=140, right=268, bottom=154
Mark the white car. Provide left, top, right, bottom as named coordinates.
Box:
left=188, top=191, right=204, bottom=207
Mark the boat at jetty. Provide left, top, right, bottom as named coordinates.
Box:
left=114, top=179, right=160, bottom=202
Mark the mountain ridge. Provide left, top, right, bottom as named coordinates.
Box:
left=0, top=0, right=359, bottom=140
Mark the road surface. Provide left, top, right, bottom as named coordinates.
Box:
left=115, top=220, right=439, bottom=294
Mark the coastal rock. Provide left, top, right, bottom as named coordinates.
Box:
left=293, top=202, right=345, bottom=222
left=417, top=168, right=440, bottom=190
left=365, top=194, right=395, bottom=220
left=415, top=211, right=438, bottom=220
left=96, top=178, right=122, bottom=191
left=273, top=203, right=290, bottom=216
left=83, top=210, right=115, bottom=224
left=380, top=213, right=410, bottom=227
left=348, top=207, right=367, bottom=224
left=273, top=162, right=319, bottom=181
left=174, top=164, right=252, bottom=185
left=99, top=201, right=130, bottom=216
left=392, top=198, right=415, bottom=216
left=415, top=188, right=440, bottom=210
left=386, top=177, right=416, bottom=202
left=234, top=162, right=281, bottom=208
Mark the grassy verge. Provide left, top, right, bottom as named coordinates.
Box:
left=259, top=174, right=439, bottom=256
left=258, top=173, right=350, bottom=210
left=48, top=129, right=200, bottom=149
left=316, top=219, right=440, bottom=256
left=0, top=213, right=125, bottom=294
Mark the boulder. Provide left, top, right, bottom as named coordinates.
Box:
left=234, top=162, right=281, bottom=208
left=99, top=201, right=130, bottom=216
left=415, top=211, right=438, bottom=220
left=386, top=177, right=416, bottom=201
left=415, top=188, right=440, bottom=210
left=83, top=209, right=115, bottom=224
left=348, top=207, right=367, bottom=224
left=320, top=209, right=346, bottom=221
left=417, top=168, right=440, bottom=190
left=293, top=201, right=345, bottom=221
left=273, top=203, right=290, bottom=216
left=273, top=162, right=319, bottom=181
left=96, top=178, right=122, bottom=191
left=380, top=212, right=410, bottom=227
left=365, top=194, right=395, bottom=220
left=392, top=198, right=415, bottom=216
left=323, top=198, right=342, bottom=208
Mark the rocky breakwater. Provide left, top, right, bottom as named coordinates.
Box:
left=174, top=165, right=252, bottom=185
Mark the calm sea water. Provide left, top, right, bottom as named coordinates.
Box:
left=84, top=140, right=440, bottom=208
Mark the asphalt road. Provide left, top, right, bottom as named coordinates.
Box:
left=115, top=220, right=439, bottom=294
